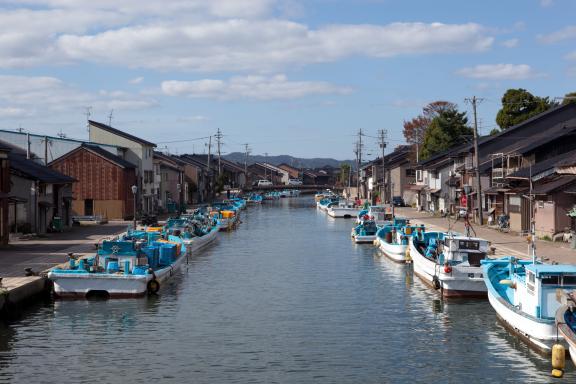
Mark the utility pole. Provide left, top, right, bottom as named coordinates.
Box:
left=466, top=96, right=484, bottom=225
left=26, top=131, right=30, bottom=159
left=206, top=136, right=212, bottom=198
left=85, top=106, right=92, bottom=134
left=215, top=128, right=223, bottom=177
left=244, top=143, right=250, bottom=187
left=357, top=129, right=363, bottom=199
left=264, top=152, right=268, bottom=181
left=379, top=129, right=388, bottom=204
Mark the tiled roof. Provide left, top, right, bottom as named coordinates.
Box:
left=11, top=153, right=75, bottom=183
left=532, top=175, right=576, bottom=195
left=89, top=120, right=156, bottom=147
left=82, top=144, right=135, bottom=168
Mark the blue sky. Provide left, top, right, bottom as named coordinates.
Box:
left=1, top=0, right=575, bottom=160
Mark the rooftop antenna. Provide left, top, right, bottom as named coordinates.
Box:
left=108, top=109, right=114, bottom=127
left=85, top=106, right=92, bottom=132
left=17, top=125, right=24, bottom=133
left=57, top=129, right=67, bottom=138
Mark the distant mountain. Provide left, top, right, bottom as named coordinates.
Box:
left=224, top=152, right=353, bottom=169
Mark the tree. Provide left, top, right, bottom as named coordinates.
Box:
left=402, top=101, right=457, bottom=162
left=420, top=107, right=472, bottom=160
left=495, top=88, right=557, bottom=130
left=402, top=115, right=429, bottom=162
left=562, top=92, right=576, bottom=105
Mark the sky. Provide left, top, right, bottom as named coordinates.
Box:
left=0, top=0, right=575, bottom=161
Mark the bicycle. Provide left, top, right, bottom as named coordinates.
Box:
left=497, top=214, right=510, bottom=233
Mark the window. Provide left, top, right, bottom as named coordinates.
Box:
left=405, top=168, right=416, bottom=177
left=508, top=196, right=521, bottom=213
left=563, top=276, right=576, bottom=286
left=541, top=275, right=560, bottom=285
left=416, top=170, right=423, bottom=182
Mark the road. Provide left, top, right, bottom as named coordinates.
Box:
left=0, top=223, right=128, bottom=277
left=395, top=207, right=576, bottom=263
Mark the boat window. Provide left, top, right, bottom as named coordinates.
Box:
left=563, top=275, right=576, bottom=286
left=458, top=240, right=479, bottom=250
left=528, top=271, right=535, bottom=284
left=541, top=275, right=560, bottom=285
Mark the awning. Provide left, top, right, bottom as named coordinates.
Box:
left=487, top=207, right=496, bottom=215
left=483, top=187, right=509, bottom=195
left=504, top=187, right=528, bottom=195
left=408, top=184, right=426, bottom=191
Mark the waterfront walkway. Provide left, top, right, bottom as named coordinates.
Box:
left=0, top=222, right=128, bottom=277
left=396, top=207, right=576, bottom=263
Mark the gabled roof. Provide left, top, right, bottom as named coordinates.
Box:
left=11, top=153, right=75, bottom=183
left=532, top=175, right=576, bottom=195
left=181, top=154, right=245, bottom=173
left=0, top=139, right=75, bottom=183
left=154, top=151, right=182, bottom=171
left=177, top=155, right=209, bottom=170
left=507, top=149, right=576, bottom=179
left=50, top=143, right=135, bottom=169
left=89, top=120, right=156, bottom=147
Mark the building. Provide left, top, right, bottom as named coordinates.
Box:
left=153, top=152, right=184, bottom=213
left=6, top=141, right=75, bottom=234
left=89, top=120, right=157, bottom=213
left=177, top=155, right=210, bottom=204
left=0, top=145, right=10, bottom=245
left=49, top=144, right=137, bottom=220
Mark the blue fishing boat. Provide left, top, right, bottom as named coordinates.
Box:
left=351, top=219, right=379, bottom=244
left=556, top=292, right=576, bottom=365
left=49, top=228, right=188, bottom=299
left=247, top=193, right=263, bottom=204
left=375, top=218, right=415, bottom=262
left=483, top=257, right=576, bottom=352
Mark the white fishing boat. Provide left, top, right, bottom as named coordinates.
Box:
left=556, top=292, right=576, bottom=365
left=375, top=219, right=414, bottom=263
left=327, top=200, right=357, bottom=218
left=49, top=231, right=189, bottom=299
left=367, top=205, right=393, bottom=225
left=483, top=257, right=576, bottom=352
left=317, top=197, right=338, bottom=211
left=410, top=230, right=488, bottom=297
left=351, top=220, right=379, bottom=243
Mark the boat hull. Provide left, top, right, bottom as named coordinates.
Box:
left=378, top=239, right=407, bottom=263
left=410, top=241, right=486, bottom=297
left=556, top=305, right=576, bottom=363
left=186, top=226, right=219, bottom=253
left=50, top=252, right=188, bottom=299
left=353, top=234, right=376, bottom=244
left=327, top=208, right=356, bottom=218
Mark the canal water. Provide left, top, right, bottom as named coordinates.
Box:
left=0, top=197, right=574, bottom=383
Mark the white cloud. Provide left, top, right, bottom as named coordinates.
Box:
left=565, top=51, right=576, bottom=60
left=0, top=75, right=156, bottom=118
left=129, top=77, right=144, bottom=84
left=0, top=107, right=29, bottom=118
left=540, top=0, right=553, bottom=7
left=501, top=38, right=519, bottom=48
left=456, top=64, right=542, bottom=80
left=538, top=26, right=576, bottom=44
left=54, top=21, right=493, bottom=72
left=161, top=74, right=352, bottom=100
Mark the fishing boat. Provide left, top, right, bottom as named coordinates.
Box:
left=315, top=189, right=335, bottom=202
left=48, top=229, right=189, bottom=299
left=375, top=218, right=415, bottom=262
left=410, top=229, right=489, bottom=297
left=317, top=196, right=338, bottom=211
left=163, top=216, right=219, bottom=253
left=327, top=200, right=357, bottom=218
left=366, top=205, right=393, bottom=225
left=351, top=219, right=379, bottom=243
left=483, top=257, right=576, bottom=352
left=246, top=193, right=263, bottom=204
left=556, top=292, right=576, bottom=365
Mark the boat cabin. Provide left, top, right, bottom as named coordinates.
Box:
left=515, top=264, right=576, bottom=320
left=368, top=205, right=393, bottom=224
left=412, top=231, right=489, bottom=267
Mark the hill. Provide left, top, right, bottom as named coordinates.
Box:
left=223, top=153, right=353, bottom=169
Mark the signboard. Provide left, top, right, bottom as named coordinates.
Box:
left=460, top=194, right=467, bottom=207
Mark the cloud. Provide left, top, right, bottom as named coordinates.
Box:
left=456, top=64, right=542, bottom=80
left=538, top=26, right=576, bottom=44
left=565, top=51, right=576, bottom=60
left=501, top=38, right=519, bottom=48
left=55, top=21, right=493, bottom=72
left=161, top=74, right=352, bottom=100
left=0, top=75, right=156, bottom=119
left=129, top=77, right=144, bottom=84
left=177, top=115, right=210, bottom=122
left=540, top=0, right=553, bottom=7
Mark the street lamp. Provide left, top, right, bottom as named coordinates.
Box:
left=131, top=185, right=138, bottom=229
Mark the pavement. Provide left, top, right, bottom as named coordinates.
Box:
left=395, top=207, right=576, bottom=264
left=0, top=222, right=129, bottom=277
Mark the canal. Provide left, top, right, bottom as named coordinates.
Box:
left=0, top=196, right=574, bottom=383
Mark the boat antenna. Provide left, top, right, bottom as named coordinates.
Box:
left=529, top=164, right=537, bottom=264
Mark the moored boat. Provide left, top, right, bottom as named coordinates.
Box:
left=483, top=257, right=576, bottom=353
left=375, top=218, right=415, bottom=263
left=49, top=229, right=188, bottom=299
left=410, top=230, right=488, bottom=297
left=556, top=292, right=576, bottom=365
left=327, top=200, right=357, bottom=218
left=351, top=219, right=379, bottom=243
